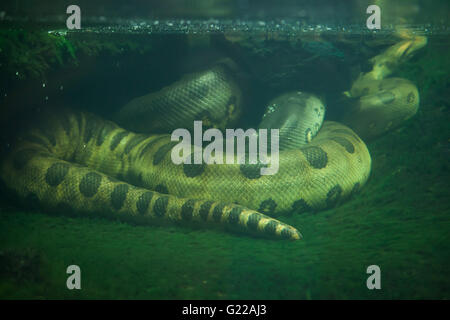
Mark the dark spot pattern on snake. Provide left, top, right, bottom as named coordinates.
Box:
left=181, top=199, right=196, bottom=220
left=240, top=163, right=265, bottom=179
left=247, top=213, right=261, bottom=231
left=139, top=136, right=168, bottom=158
left=124, top=135, right=147, bottom=154
left=292, top=198, right=311, bottom=214
left=213, top=203, right=227, bottom=222
left=110, top=131, right=129, bottom=151
left=154, top=196, right=169, bottom=217
left=136, top=191, right=153, bottom=215
left=326, top=184, right=342, bottom=208
left=258, top=198, right=277, bottom=216
left=300, top=146, right=328, bottom=169
left=45, top=162, right=70, bottom=187
left=111, top=184, right=129, bottom=210
left=264, top=220, right=278, bottom=235
left=228, top=206, right=243, bottom=225
left=79, top=172, right=102, bottom=197
left=153, top=142, right=177, bottom=165
left=83, top=118, right=97, bottom=143
left=281, top=228, right=292, bottom=239
left=183, top=162, right=206, bottom=178
left=199, top=201, right=214, bottom=221
left=96, top=123, right=115, bottom=146
left=155, top=184, right=168, bottom=194
left=331, top=137, right=355, bottom=153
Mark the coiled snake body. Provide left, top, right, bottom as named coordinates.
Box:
left=0, top=35, right=425, bottom=239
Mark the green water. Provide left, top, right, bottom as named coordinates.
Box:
left=0, top=3, right=449, bottom=299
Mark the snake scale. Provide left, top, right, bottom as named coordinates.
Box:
left=0, top=34, right=426, bottom=239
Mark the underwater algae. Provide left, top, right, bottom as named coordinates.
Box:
left=0, top=23, right=449, bottom=299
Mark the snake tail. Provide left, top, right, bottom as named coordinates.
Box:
left=0, top=110, right=301, bottom=240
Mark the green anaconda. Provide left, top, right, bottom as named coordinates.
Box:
left=0, top=35, right=425, bottom=240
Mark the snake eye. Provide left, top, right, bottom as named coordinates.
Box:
left=305, top=128, right=312, bottom=143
